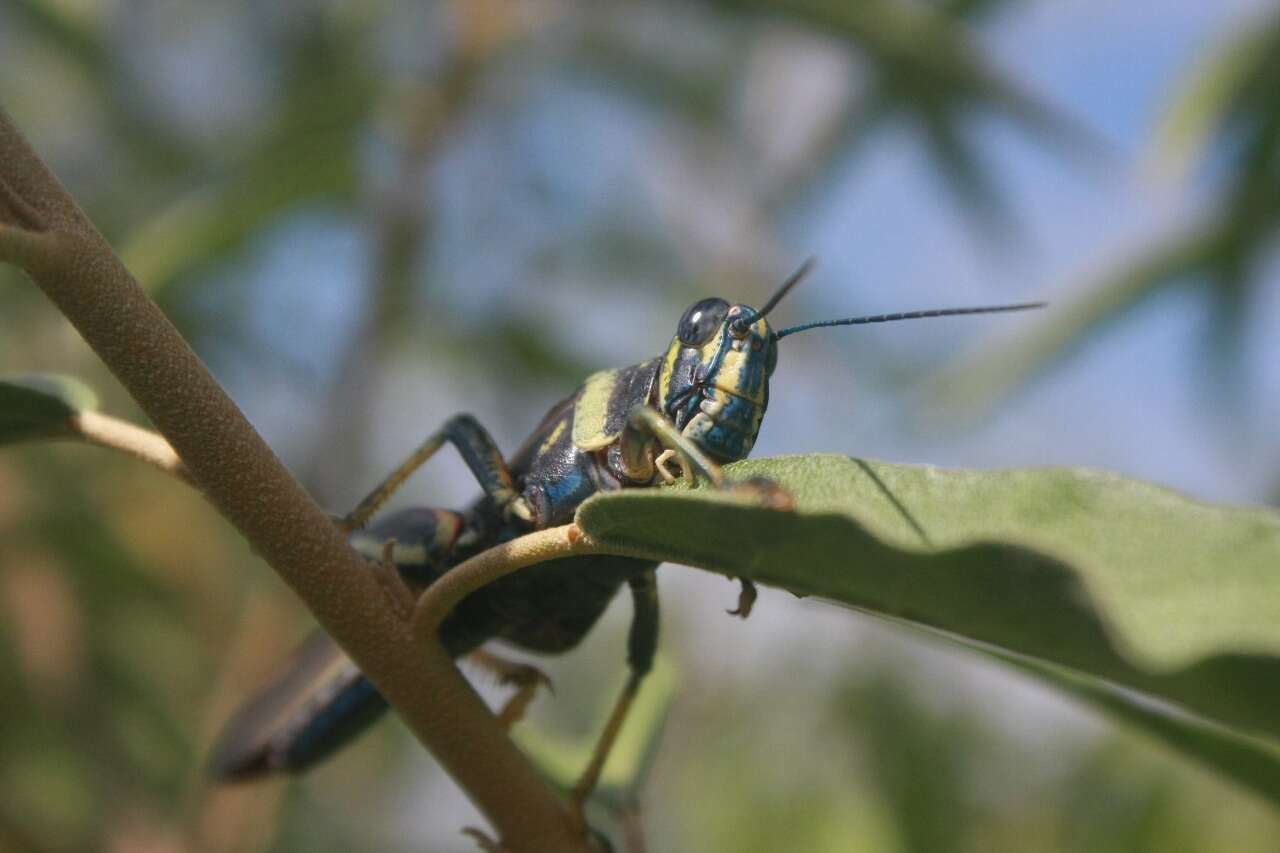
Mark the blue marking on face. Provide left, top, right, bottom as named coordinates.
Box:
left=659, top=298, right=780, bottom=464
left=701, top=394, right=760, bottom=460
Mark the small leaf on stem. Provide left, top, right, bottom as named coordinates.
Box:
left=0, top=374, right=99, bottom=444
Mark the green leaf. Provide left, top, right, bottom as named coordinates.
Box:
left=990, top=646, right=1280, bottom=807
left=0, top=374, right=98, bottom=444
left=577, top=455, right=1280, bottom=803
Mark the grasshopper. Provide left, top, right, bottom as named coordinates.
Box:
left=210, top=260, right=1041, bottom=812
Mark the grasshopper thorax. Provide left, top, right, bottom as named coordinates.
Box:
left=655, top=297, right=777, bottom=463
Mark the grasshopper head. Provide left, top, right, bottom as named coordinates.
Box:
left=655, top=296, right=778, bottom=463
left=651, top=257, right=1044, bottom=466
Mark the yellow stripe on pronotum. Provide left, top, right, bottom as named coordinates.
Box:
left=571, top=368, right=620, bottom=450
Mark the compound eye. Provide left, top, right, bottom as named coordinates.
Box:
left=677, top=298, right=729, bottom=347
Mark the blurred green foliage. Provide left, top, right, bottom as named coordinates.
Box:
left=934, top=6, right=1280, bottom=417
left=2, top=2, right=1279, bottom=851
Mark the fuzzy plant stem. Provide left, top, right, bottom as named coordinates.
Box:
left=0, top=107, right=597, bottom=853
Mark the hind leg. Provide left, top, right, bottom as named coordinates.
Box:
left=569, top=570, right=659, bottom=822
left=211, top=507, right=470, bottom=779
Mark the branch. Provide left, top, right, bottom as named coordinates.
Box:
left=71, top=410, right=191, bottom=483
left=412, top=525, right=605, bottom=643
left=0, top=108, right=594, bottom=853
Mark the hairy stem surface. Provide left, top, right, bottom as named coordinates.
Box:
left=0, top=107, right=593, bottom=853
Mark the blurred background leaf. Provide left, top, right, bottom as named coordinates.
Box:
left=932, top=7, right=1280, bottom=421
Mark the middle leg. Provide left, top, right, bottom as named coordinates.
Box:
left=342, top=414, right=532, bottom=531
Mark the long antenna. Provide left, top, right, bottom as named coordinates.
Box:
left=773, top=301, right=1046, bottom=339
left=758, top=257, right=817, bottom=318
